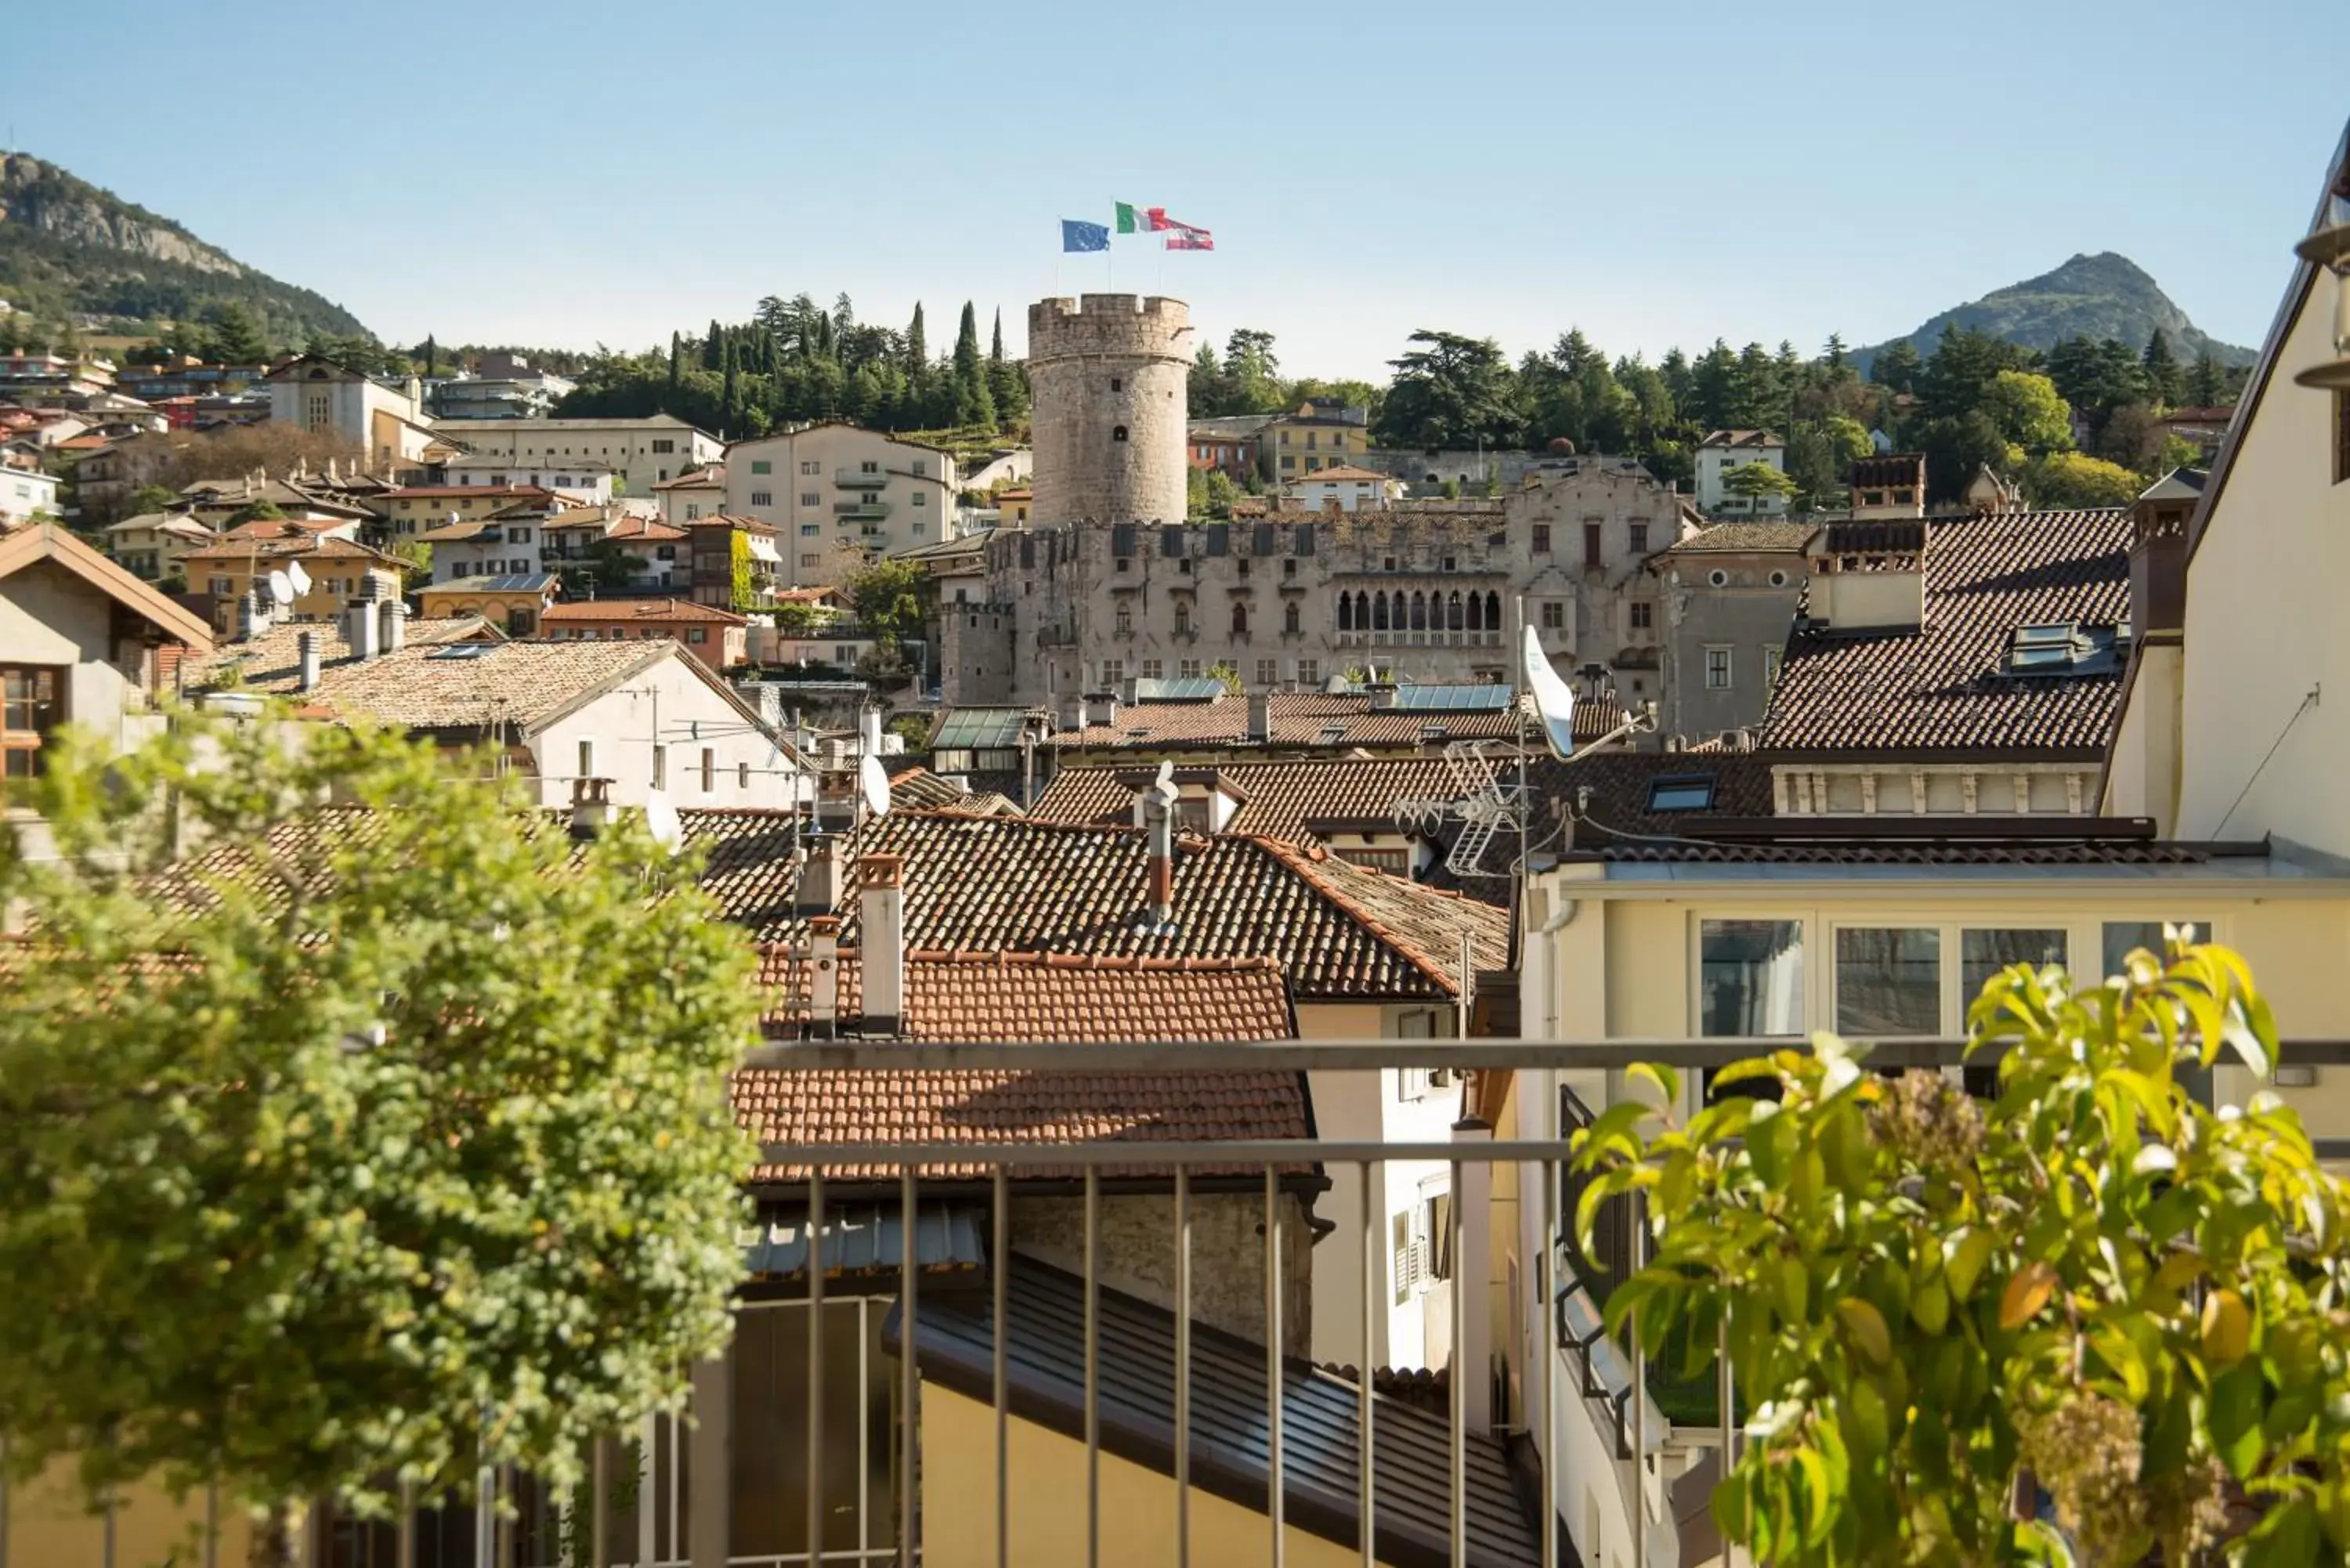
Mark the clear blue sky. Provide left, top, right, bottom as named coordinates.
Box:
left=8, top=0, right=2341, bottom=379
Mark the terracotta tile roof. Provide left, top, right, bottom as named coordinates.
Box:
left=1759, top=508, right=2131, bottom=758
left=606, top=514, right=686, bottom=541
left=685, top=809, right=1508, bottom=1000
left=888, top=765, right=975, bottom=811
left=540, top=598, right=747, bottom=626
left=1660, top=520, right=1818, bottom=554
left=388, top=485, right=555, bottom=500
left=652, top=468, right=725, bottom=490
left=179, top=535, right=397, bottom=566
left=1291, top=464, right=1391, bottom=483
left=1031, top=757, right=1466, bottom=840
left=1046, top=692, right=1521, bottom=752
left=184, top=616, right=501, bottom=687
left=1564, top=840, right=2243, bottom=866
left=1697, top=429, right=1781, bottom=448
left=184, top=636, right=671, bottom=733
left=1846, top=453, right=1926, bottom=489
left=754, top=948, right=1293, bottom=1039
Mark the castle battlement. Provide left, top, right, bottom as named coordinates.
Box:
left=1028, top=295, right=1192, bottom=364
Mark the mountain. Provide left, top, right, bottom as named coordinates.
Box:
left=0, top=151, right=371, bottom=346
left=1855, top=252, right=2255, bottom=374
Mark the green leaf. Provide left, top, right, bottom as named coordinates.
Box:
left=1945, top=1228, right=1994, bottom=1302
left=1777, top=1256, right=1811, bottom=1325
left=2207, top=1360, right=2267, bottom=1480
left=1625, top=1060, right=1680, bottom=1107
left=2200, top=1289, right=2251, bottom=1364
left=1910, top=1277, right=1950, bottom=1335
left=2249, top=1498, right=2319, bottom=1567
left=1836, top=1297, right=1893, bottom=1367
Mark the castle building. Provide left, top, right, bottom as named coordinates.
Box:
left=1025, top=294, right=1192, bottom=526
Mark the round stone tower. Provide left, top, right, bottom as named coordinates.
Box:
left=1026, top=294, right=1193, bottom=526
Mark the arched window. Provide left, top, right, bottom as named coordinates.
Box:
left=1466, top=593, right=1484, bottom=631
left=1485, top=591, right=1502, bottom=628
left=1372, top=594, right=1390, bottom=630
left=1390, top=591, right=1407, bottom=629
left=1336, top=594, right=1353, bottom=632
left=1447, top=591, right=1463, bottom=630
left=1112, top=425, right=1129, bottom=443
left=1410, top=591, right=1426, bottom=631
left=1231, top=603, right=1248, bottom=634
left=1175, top=603, right=1191, bottom=634
left=1284, top=601, right=1300, bottom=634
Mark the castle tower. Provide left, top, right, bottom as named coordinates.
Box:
left=1026, top=294, right=1193, bottom=526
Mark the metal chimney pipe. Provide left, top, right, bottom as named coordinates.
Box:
left=808, top=915, right=841, bottom=1039
left=378, top=598, right=406, bottom=654
left=297, top=630, right=320, bottom=692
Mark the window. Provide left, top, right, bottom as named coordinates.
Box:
left=1173, top=604, right=1191, bottom=635
left=1231, top=604, right=1247, bottom=634
left=1699, top=919, right=1803, bottom=1036
left=1178, top=659, right=1202, bottom=679
left=651, top=439, right=675, bottom=453
left=1629, top=522, right=1648, bottom=554
left=577, top=739, right=595, bottom=779
left=800, top=461, right=819, bottom=475
left=1893, top=489, right=1914, bottom=505
left=1115, top=605, right=1132, bottom=635
left=1283, top=602, right=1300, bottom=634
left=739, top=762, right=751, bottom=790
left=1647, top=775, right=1716, bottom=812
left=1101, top=659, right=1123, bottom=688
left=1531, top=523, right=1551, bottom=555
left=1280, top=455, right=1295, bottom=471
left=1282, top=557, right=1297, bottom=578
left=1834, top=927, right=1941, bottom=1036
left=801, top=492, right=820, bottom=507
left=1583, top=522, right=1603, bottom=568
left=1539, top=601, right=1565, bottom=630
left=861, top=461, right=880, bottom=474
left=208, top=576, right=232, bottom=596
left=801, top=553, right=822, bottom=567
left=913, top=492, right=926, bottom=505
left=750, top=490, right=773, bottom=507
left=1705, top=646, right=1732, bottom=688
left=1630, top=601, right=1654, bottom=631
left=1254, top=658, right=1278, bottom=686
left=2, top=665, right=63, bottom=786
left=1762, top=645, right=1783, bottom=688
left=801, top=524, right=819, bottom=537
left=687, top=627, right=707, bottom=644
left=1959, top=928, right=2068, bottom=1093
left=1296, top=659, right=1320, bottom=686
left=750, top=460, right=772, bottom=475
left=1141, top=659, right=1163, bottom=680
left=1112, top=425, right=1129, bottom=443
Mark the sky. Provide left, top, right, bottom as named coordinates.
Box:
left=6, top=0, right=2343, bottom=381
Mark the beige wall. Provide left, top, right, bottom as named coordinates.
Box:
left=0, top=562, right=167, bottom=761
left=920, top=1385, right=1394, bottom=1568
left=2104, top=641, right=2184, bottom=830
left=6, top=1459, right=253, bottom=1568
left=725, top=425, right=960, bottom=580
left=2169, top=269, right=2350, bottom=855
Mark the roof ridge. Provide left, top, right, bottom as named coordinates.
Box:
left=765, top=942, right=1282, bottom=977
left=1232, top=834, right=1466, bottom=995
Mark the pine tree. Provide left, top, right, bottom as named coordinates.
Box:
left=2185, top=351, right=2227, bottom=408
left=721, top=336, right=739, bottom=438
left=667, top=332, right=682, bottom=401
left=2141, top=328, right=2182, bottom=409
left=421, top=335, right=439, bottom=378
left=906, top=304, right=929, bottom=381
left=990, top=308, right=1005, bottom=364
left=702, top=320, right=724, bottom=372
left=1823, top=333, right=1847, bottom=370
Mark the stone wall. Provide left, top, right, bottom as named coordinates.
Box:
left=1011, top=1190, right=1314, bottom=1357
left=1027, top=295, right=1193, bottom=529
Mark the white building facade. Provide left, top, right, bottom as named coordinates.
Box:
left=722, top=423, right=961, bottom=585
left=428, top=415, right=722, bottom=496
left=1694, top=428, right=1788, bottom=515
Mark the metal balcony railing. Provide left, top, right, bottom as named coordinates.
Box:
left=24, top=1035, right=2350, bottom=1568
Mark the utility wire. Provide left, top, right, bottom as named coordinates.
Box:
left=2214, top=684, right=2320, bottom=837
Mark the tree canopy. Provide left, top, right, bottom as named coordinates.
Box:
left=1575, top=941, right=2348, bottom=1565
left=0, top=714, right=757, bottom=1556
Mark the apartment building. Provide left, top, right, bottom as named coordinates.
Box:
left=263, top=354, right=438, bottom=471
left=721, top=422, right=960, bottom=583
left=427, top=414, right=721, bottom=495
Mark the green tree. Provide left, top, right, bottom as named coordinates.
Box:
left=1920, top=325, right=2026, bottom=422
left=1723, top=461, right=1801, bottom=502
left=1205, top=659, right=1243, bottom=695
left=1870, top=339, right=1922, bottom=396
left=844, top=558, right=926, bottom=641
left=1821, top=415, right=1875, bottom=464
left=2184, top=352, right=2227, bottom=409
left=0, top=714, right=754, bottom=1565
left=1574, top=941, right=2348, bottom=1567
left=728, top=528, right=756, bottom=612
left=2023, top=450, right=2147, bottom=508
left=1374, top=330, right=1521, bottom=451
left=123, top=483, right=180, bottom=518
left=1981, top=370, right=2074, bottom=455
left=204, top=302, right=271, bottom=364
left=1186, top=465, right=1241, bottom=519
left=2142, top=327, right=2183, bottom=408
left=1915, top=412, right=2013, bottom=504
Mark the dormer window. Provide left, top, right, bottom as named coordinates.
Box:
left=2005, top=621, right=2128, bottom=677
left=1648, top=774, right=1717, bottom=812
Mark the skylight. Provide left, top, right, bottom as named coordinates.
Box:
left=1647, top=775, right=1717, bottom=812
left=425, top=644, right=497, bottom=660
left=2005, top=623, right=2127, bottom=677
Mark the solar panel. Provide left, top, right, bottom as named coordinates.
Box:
left=931, top=708, right=1028, bottom=749
left=1389, top=685, right=1515, bottom=713
left=1131, top=677, right=1225, bottom=703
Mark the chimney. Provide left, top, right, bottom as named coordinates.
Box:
left=1804, top=521, right=1926, bottom=634
left=1248, top=689, right=1272, bottom=744
left=1104, top=692, right=1121, bottom=728
left=860, top=705, right=884, bottom=758
left=808, top=915, right=841, bottom=1039
left=858, top=854, right=906, bottom=1036
left=795, top=837, right=840, bottom=916
left=1452, top=1115, right=1495, bottom=1434
left=347, top=596, right=381, bottom=660
left=2129, top=486, right=2192, bottom=635
left=569, top=775, right=616, bottom=839
left=297, top=630, right=320, bottom=692
left=235, top=591, right=259, bottom=642
left=1141, top=769, right=1178, bottom=924
left=378, top=598, right=406, bottom=654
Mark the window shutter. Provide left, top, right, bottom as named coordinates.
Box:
left=1205, top=523, right=1228, bottom=557
left=1161, top=526, right=1185, bottom=558
left=1111, top=524, right=1136, bottom=558
left=1295, top=524, right=1315, bottom=556
left=1253, top=523, right=1276, bottom=556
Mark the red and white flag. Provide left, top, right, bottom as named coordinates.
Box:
left=1164, top=226, right=1214, bottom=251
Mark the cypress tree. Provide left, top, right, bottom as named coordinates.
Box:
left=667, top=332, right=682, bottom=400
left=906, top=304, right=927, bottom=379
left=990, top=308, right=1005, bottom=364
left=703, top=320, right=724, bottom=372
left=721, top=336, right=739, bottom=437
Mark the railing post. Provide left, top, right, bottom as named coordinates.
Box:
left=1176, top=1165, right=1191, bottom=1568
left=807, top=1168, right=826, bottom=1568
left=1266, top=1164, right=1285, bottom=1568
left=1358, top=1161, right=1376, bottom=1568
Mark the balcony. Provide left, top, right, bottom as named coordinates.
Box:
left=835, top=467, right=889, bottom=489
left=834, top=499, right=891, bottom=521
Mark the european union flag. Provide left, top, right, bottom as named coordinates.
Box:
left=1061, top=219, right=1111, bottom=254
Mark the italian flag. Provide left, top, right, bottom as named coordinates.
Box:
left=1115, top=202, right=1147, bottom=234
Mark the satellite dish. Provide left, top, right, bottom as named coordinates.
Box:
left=266, top=569, right=295, bottom=608
left=859, top=753, right=892, bottom=819
left=285, top=561, right=313, bottom=598
left=644, top=787, right=684, bottom=851
left=1521, top=623, right=1578, bottom=760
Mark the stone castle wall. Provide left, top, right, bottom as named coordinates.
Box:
left=1027, top=294, right=1193, bottom=528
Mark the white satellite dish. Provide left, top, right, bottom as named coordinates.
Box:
left=285, top=561, right=313, bottom=598
left=644, top=787, right=684, bottom=851
left=1521, top=623, right=1579, bottom=760
left=859, top=753, right=892, bottom=819
left=265, top=569, right=295, bottom=608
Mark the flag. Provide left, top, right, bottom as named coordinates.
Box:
left=1115, top=201, right=1142, bottom=234
left=1165, top=228, right=1215, bottom=251
left=1061, top=219, right=1111, bottom=253
left=1144, top=207, right=1178, bottom=233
